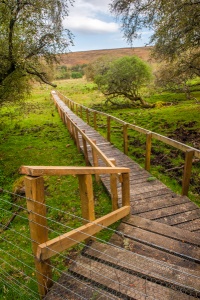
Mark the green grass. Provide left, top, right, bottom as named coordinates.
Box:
left=1, top=77, right=200, bottom=299
left=0, top=84, right=114, bottom=299
left=56, top=78, right=200, bottom=206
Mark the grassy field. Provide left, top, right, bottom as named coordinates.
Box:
left=57, top=78, right=200, bottom=205
left=0, top=84, right=112, bottom=299
left=0, top=77, right=199, bottom=299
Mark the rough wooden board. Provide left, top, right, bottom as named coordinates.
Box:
left=132, top=195, right=190, bottom=214
left=132, top=188, right=173, bottom=200
left=123, top=215, right=200, bottom=246
left=70, top=255, right=198, bottom=300
left=129, top=182, right=166, bottom=195
left=83, top=241, right=200, bottom=291
left=109, top=232, right=200, bottom=271
left=137, top=202, right=199, bottom=220
left=175, top=219, right=200, bottom=232
left=156, top=209, right=200, bottom=226
left=44, top=273, right=120, bottom=300
left=116, top=223, right=200, bottom=263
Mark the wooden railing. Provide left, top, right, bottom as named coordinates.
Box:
left=20, top=166, right=130, bottom=298
left=55, top=91, right=200, bottom=197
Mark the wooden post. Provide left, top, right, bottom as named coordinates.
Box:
left=75, top=126, right=81, bottom=153
left=24, top=176, right=52, bottom=299
left=76, top=104, right=78, bottom=115
left=71, top=123, right=76, bottom=141
left=86, top=109, right=90, bottom=124
left=80, top=106, right=83, bottom=119
left=182, top=149, right=194, bottom=196
left=123, top=124, right=128, bottom=155
left=110, top=158, right=118, bottom=211
left=91, top=140, right=100, bottom=182
left=78, top=174, right=95, bottom=223
left=145, top=132, right=152, bottom=171
left=93, top=112, right=97, bottom=130
left=121, top=173, right=130, bottom=207
left=82, top=131, right=89, bottom=166
left=107, top=116, right=111, bottom=142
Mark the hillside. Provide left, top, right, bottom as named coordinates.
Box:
left=58, top=46, right=153, bottom=67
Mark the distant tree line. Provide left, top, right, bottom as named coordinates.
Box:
left=55, top=64, right=87, bottom=80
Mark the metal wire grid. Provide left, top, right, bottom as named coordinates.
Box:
left=1, top=190, right=200, bottom=299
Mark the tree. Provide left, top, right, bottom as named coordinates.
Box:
left=110, top=0, right=200, bottom=78
left=84, top=56, right=116, bottom=82
left=0, top=0, right=73, bottom=104
left=94, top=56, right=154, bottom=107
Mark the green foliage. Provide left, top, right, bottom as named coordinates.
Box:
left=111, top=0, right=200, bottom=86
left=94, top=56, right=154, bottom=107
left=0, top=0, right=73, bottom=104
left=71, top=72, right=83, bottom=79
left=0, top=83, right=114, bottom=298
left=71, top=64, right=87, bottom=75
left=57, top=78, right=200, bottom=205
left=55, top=65, right=71, bottom=80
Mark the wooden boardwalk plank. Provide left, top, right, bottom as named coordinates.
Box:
left=176, top=218, right=200, bottom=232
left=136, top=202, right=199, bottom=219
left=124, top=215, right=200, bottom=246
left=132, top=195, right=190, bottom=214
left=70, top=255, right=198, bottom=300
left=83, top=241, right=200, bottom=290
left=45, top=92, right=200, bottom=300
left=156, top=210, right=200, bottom=226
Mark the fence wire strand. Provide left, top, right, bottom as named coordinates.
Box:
left=1, top=189, right=200, bottom=300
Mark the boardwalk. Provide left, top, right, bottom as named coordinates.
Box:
left=45, top=93, right=200, bottom=300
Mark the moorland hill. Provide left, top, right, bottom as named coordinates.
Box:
left=59, top=46, right=153, bottom=67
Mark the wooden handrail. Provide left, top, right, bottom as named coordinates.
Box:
left=56, top=90, right=200, bottom=159
left=54, top=90, right=200, bottom=197
left=20, top=166, right=130, bottom=176
left=24, top=165, right=131, bottom=298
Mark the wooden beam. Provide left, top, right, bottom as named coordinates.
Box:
left=82, top=133, right=90, bottom=166
left=24, top=176, right=52, bottom=298
left=36, top=206, right=130, bottom=261
left=123, top=124, right=128, bottom=155
left=182, top=149, right=195, bottom=196
left=78, top=174, right=95, bottom=223
left=91, top=140, right=100, bottom=182
left=122, top=173, right=130, bottom=207
left=93, top=111, right=97, bottom=130
left=145, top=132, right=152, bottom=171
left=86, top=108, right=90, bottom=124
left=107, top=116, right=111, bottom=142
left=20, top=166, right=130, bottom=176
left=109, top=159, right=118, bottom=211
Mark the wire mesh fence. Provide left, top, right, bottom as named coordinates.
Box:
left=1, top=188, right=200, bottom=300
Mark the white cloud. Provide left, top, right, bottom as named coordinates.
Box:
left=64, top=16, right=119, bottom=34
left=64, top=0, right=117, bottom=34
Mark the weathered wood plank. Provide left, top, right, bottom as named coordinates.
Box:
left=83, top=241, right=200, bottom=291
left=117, top=223, right=200, bottom=263
left=132, top=195, right=190, bottom=214
left=110, top=232, right=199, bottom=271
left=123, top=215, right=200, bottom=246
left=137, top=202, right=198, bottom=220
left=24, top=176, right=52, bottom=297
left=37, top=206, right=130, bottom=261
left=70, top=255, right=198, bottom=300
left=20, top=166, right=130, bottom=176
left=176, top=218, right=200, bottom=232
left=44, top=273, right=120, bottom=300
left=156, top=209, right=200, bottom=226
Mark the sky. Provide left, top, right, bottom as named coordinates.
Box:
left=63, top=0, right=152, bottom=52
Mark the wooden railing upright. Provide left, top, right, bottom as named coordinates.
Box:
left=54, top=91, right=200, bottom=197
